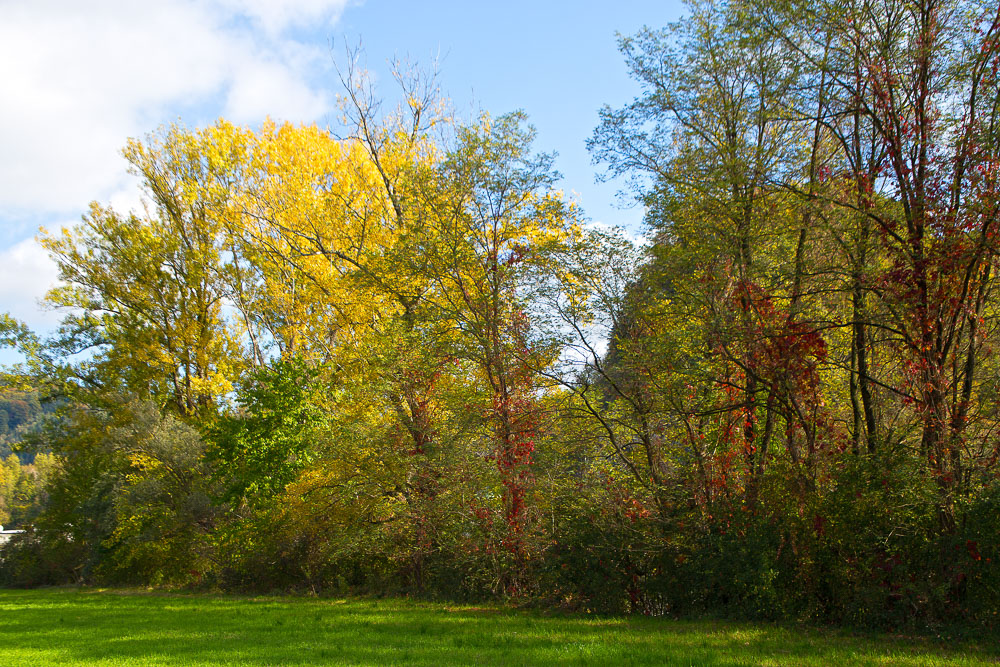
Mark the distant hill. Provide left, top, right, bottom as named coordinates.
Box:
left=0, top=390, right=55, bottom=463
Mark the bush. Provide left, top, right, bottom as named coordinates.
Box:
left=0, top=529, right=84, bottom=587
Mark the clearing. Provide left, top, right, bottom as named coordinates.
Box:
left=0, top=589, right=995, bottom=665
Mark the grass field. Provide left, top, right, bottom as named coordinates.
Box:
left=0, top=589, right=996, bottom=665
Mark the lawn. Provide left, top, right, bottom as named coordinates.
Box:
left=0, top=588, right=995, bottom=665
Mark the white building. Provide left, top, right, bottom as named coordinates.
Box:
left=0, top=525, right=25, bottom=546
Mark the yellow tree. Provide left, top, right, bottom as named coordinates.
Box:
left=40, top=126, right=244, bottom=416
left=198, top=63, right=463, bottom=589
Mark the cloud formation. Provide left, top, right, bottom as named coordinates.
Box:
left=0, top=236, right=62, bottom=329
left=0, top=0, right=349, bottom=219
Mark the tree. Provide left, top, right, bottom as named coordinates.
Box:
left=40, top=126, right=245, bottom=417
left=590, top=0, right=834, bottom=504
left=762, top=0, right=1000, bottom=525
left=418, top=111, right=576, bottom=592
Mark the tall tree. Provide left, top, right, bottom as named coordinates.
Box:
left=40, top=126, right=244, bottom=417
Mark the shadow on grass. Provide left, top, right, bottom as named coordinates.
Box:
left=0, top=589, right=995, bottom=665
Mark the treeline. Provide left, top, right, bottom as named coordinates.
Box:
left=2, top=0, right=1000, bottom=629
left=0, top=453, right=53, bottom=529
left=0, top=391, right=57, bottom=529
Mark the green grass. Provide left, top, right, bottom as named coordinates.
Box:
left=0, top=589, right=995, bottom=665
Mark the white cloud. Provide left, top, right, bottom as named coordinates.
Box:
left=0, top=0, right=352, bottom=334
left=224, top=54, right=331, bottom=123
left=0, top=237, right=62, bottom=330
left=105, top=178, right=147, bottom=218
left=216, top=0, right=351, bottom=36
left=0, top=0, right=350, bottom=219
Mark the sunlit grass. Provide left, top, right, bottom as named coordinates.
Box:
left=0, top=588, right=995, bottom=665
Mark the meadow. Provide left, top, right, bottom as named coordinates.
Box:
left=0, top=588, right=995, bottom=665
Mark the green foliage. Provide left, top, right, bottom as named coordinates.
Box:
left=0, top=530, right=87, bottom=588
left=1, top=400, right=216, bottom=587
left=98, top=402, right=217, bottom=585
left=208, top=359, right=325, bottom=507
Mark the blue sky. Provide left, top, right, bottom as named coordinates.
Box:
left=0, top=0, right=684, bottom=337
